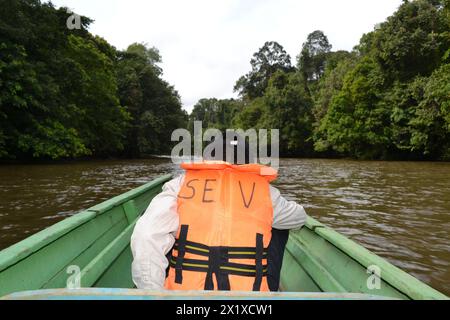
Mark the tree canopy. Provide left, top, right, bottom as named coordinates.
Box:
left=193, top=0, right=450, bottom=160
left=0, top=0, right=186, bottom=160
left=234, top=41, right=293, bottom=99
left=297, top=30, right=332, bottom=82
left=1, top=0, right=448, bottom=161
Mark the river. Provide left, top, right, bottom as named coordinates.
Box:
left=0, top=158, right=449, bottom=295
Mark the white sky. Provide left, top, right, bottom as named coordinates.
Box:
left=50, top=0, right=403, bottom=112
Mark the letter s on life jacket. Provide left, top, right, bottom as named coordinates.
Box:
left=165, top=161, right=277, bottom=291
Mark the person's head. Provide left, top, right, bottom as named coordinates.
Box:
left=204, top=133, right=251, bottom=165
left=222, top=135, right=251, bottom=165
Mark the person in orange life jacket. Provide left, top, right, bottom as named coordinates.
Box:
left=130, top=138, right=307, bottom=291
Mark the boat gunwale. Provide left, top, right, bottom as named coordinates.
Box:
left=0, top=288, right=395, bottom=300
left=0, top=174, right=173, bottom=272
left=300, top=216, right=448, bottom=300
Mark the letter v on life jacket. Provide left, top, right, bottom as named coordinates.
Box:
left=165, top=161, right=277, bottom=291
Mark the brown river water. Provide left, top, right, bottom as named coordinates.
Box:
left=0, top=158, right=449, bottom=295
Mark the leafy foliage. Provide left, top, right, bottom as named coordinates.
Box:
left=297, top=30, right=332, bottom=82
left=314, top=0, right=449, bottom=159
left=194, top=0, right=449, bottom=160
left=189, top=98, right=242, bottom=131
left=1, top=0, right=448, bottom=161
left=234, top=41, right=293, bottom=99
left=117, top=43, right=187, bottom=157
left=0, top=0, right=186, bottom=159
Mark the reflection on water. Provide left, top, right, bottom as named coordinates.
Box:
left=0, top=158, right=449, bottom=295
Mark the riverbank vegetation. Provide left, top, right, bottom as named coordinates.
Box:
left=1, top=0, right=449, bottom=161
left=190, top=0, right=450, bottom=160
left=0, top=0, right=187, bottom=160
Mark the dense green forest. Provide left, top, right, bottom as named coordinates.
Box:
left=190, top=0, right=450, bottom=160
left=0, top=0, right=449, bottom=161
left=0, top=0, right=187, bottom=160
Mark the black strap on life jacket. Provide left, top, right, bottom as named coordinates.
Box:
left=169, top=257, right=268, bottom=277
left=173, top=241, right=268, bottom=259
left=174, top=225, right=189, bottom=284
left=204, top=247, right=230, bottom=290
left=170, top=234, right=268, bottom=290
left=253, top=233, right=264, bottom=291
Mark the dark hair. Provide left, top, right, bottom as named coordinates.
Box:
left=221, top=135, right=251, bottom=165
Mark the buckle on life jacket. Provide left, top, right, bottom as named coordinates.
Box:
left=170, top=225, right=267, bottom=291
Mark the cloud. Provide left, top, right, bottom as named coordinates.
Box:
left=50, top=0, right=403, bottom=112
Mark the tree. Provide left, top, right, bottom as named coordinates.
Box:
left=312, top=0, right=450, bottom=159
left=365, top=0, right=449, bottom=82
left=126, top=43, right=163, bottom=75
left=297, top=30, right=332, bottom=82
left=195, top=1, right=450, bottom=160
left=117, top=43, right=187, bottom=157
left=64, top=34, right=129, bottom=156
left=0, top=0, right=100, bottom=159
left=189, top=98, right=242, bottom=132
left=232, top=98, right=270, bottom=130
left=314, top=57, right=391, bottom=158
left=0, top=1, right=185, bottom=159
left=234, top=41, right=293, bottom=99
left=264, top=71, right=314, bottom=156
left=389, top=63, right=450, bottom=159
left=232, top=70, right=314, bottom=156
left=312, top=51, right=356, bottom=123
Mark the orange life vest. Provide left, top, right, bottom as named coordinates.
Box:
left=164, top=161, right=277, bottom=291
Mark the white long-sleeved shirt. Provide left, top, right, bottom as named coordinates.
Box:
left=130, top=174, right=307, bottom=290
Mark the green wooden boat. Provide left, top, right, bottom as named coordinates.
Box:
left=0, top=174, right=447, bottom=300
